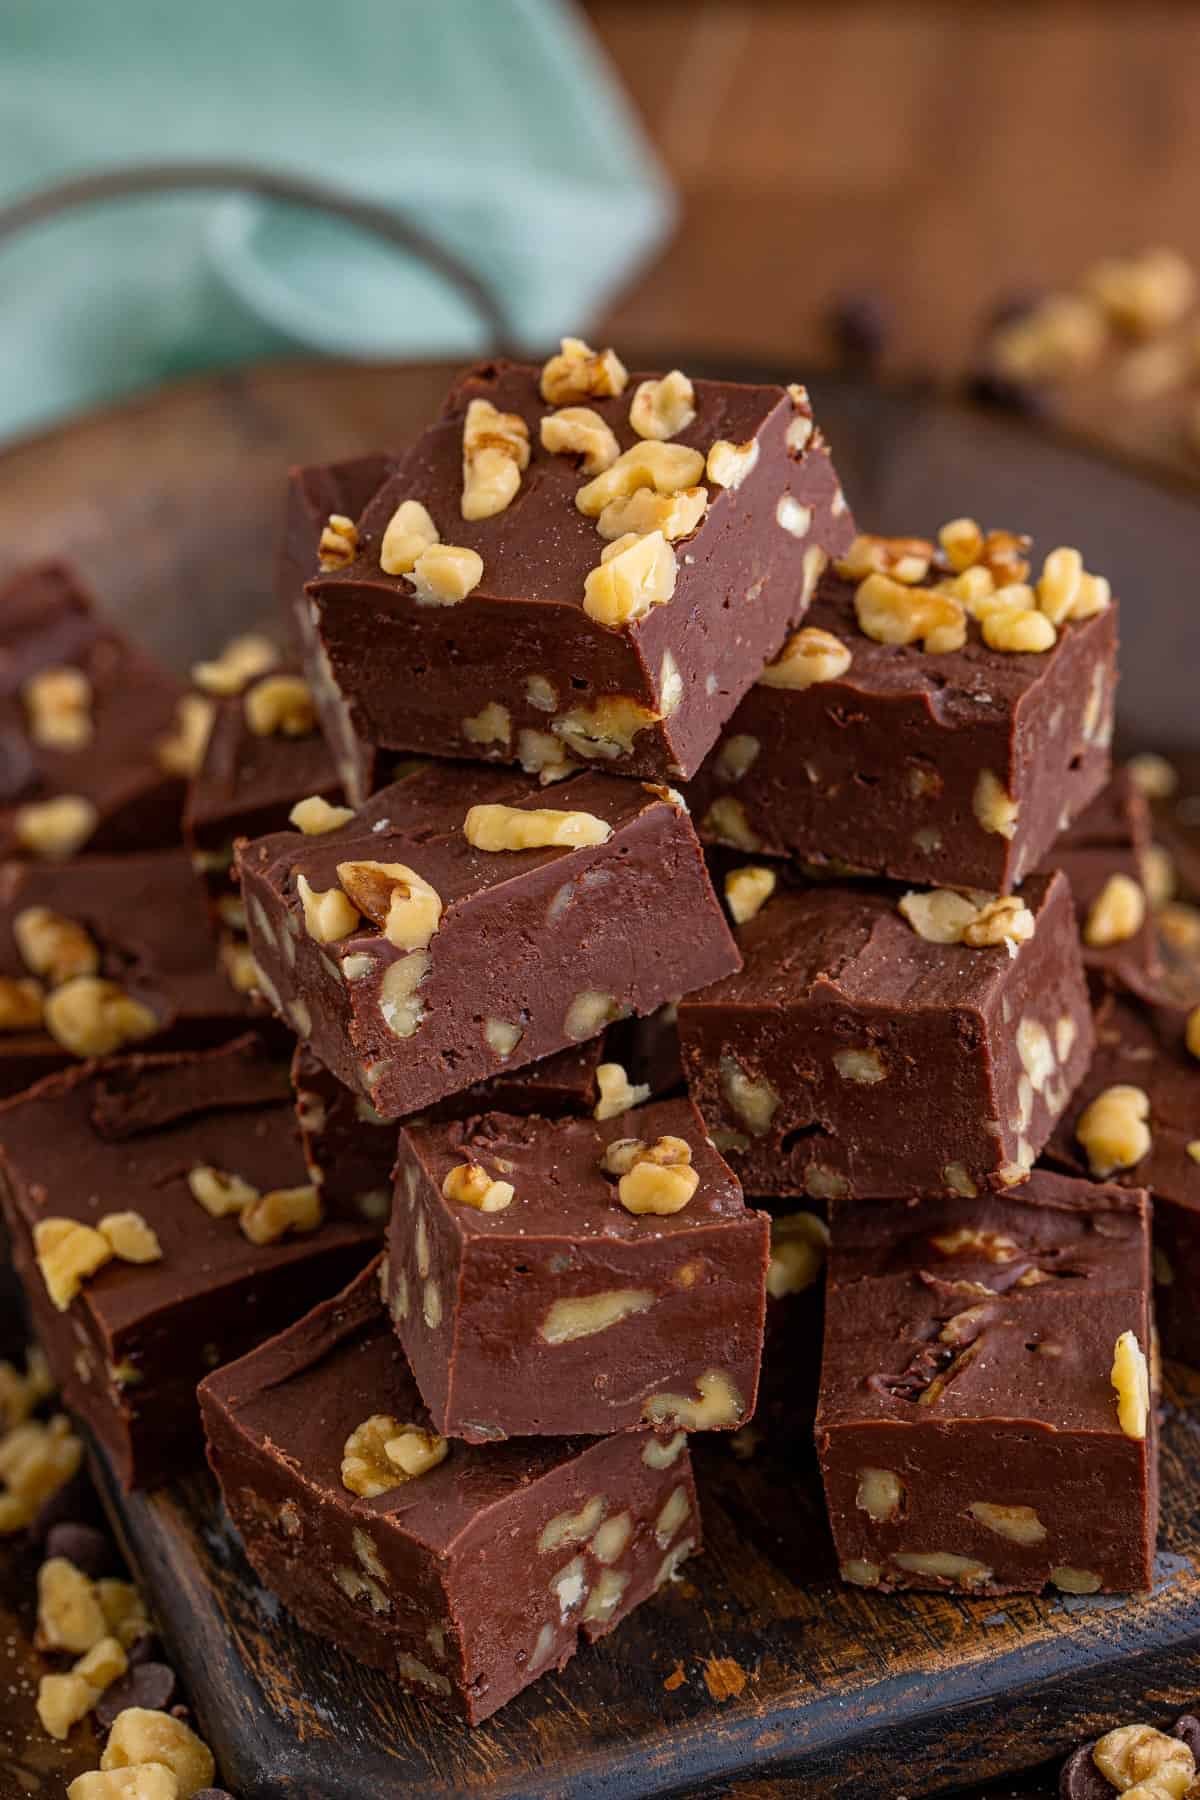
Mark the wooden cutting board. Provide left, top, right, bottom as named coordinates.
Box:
left=5, top=354, right=1200, bottom=1798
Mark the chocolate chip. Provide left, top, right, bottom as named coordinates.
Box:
left=1173, top=1712, right=1200, bottom=1757
left=826, top=290, right=890, bottom=365
left=1058, top=1741, right=1111, bottom=1799
left=44, top=1521, right=112, bottom=1579
left=965, top=367, right=1050, bottom=419
left=125, top=1629, right=165, bottom=1667
left=95, top=1661, right=177, bottom=1730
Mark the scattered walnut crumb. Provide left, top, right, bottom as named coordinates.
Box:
left=318, top=512, right=359, bottom=570
left=191, top=632, right=279, bottom=696
left=244, top=673, right=317, bottom=737
left=540, top=336, right=628, bottom=405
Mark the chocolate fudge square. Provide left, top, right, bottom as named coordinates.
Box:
left=200, top=1258, right=702, bottom=1723
left=1045, top=990, right=1200, bottom=1366
left=301, top=356, right=854, bottom=799
left=186, top=664, right=343, bottom=934
left=688, top=531, right=1117, bottom=893
left=816, top=1173, right=1156, bottom=1596
left=0, top=1037, right=376, bottom=1488
left=386, top=1098, right=768, bottom=1441
left=0, top=561, right=186, bottom=860
left=237, top=762, right=738, bottom=1120
left=291, top=1034, right=611, bottom=1224
left=0, top=848, right=253, bottom=1099
left=677, top=870, right=1093, bottom=1199
left=1046, top=769, right=1160, bottom=995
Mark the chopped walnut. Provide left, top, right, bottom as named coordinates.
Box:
left=898, top=888, right=1032, bottom=950
left=14, top=906, right=99, bottom=986
left=596, top=483, right=707, bottom=545
left=724, top=864, right=776, bottom=925
left=1084, top=246, right=1196, bottom=337
left=191, top=632, right=279, bottom=696
left=34, top=1218, right=108, bottom=1308
left=464, top=802, right=611, bottom=852
left=973, top=769, right=1019, bottom=840
left=337, top=860, right=443, bottom=951
left=706, top=438, right=759, bottom=490
left=776, top=495, right=813, bottom=537
left=297, top=873, right=361, bottom=943
left=540, top=336, right=628, bottom=405
left=968, top=1501, right=1046, bottom=1545
left=702, top=795, right=761, bottom=853
left=1084, top=872, right=1146, bottom=947
left=407, top=542, right=484, bottom=606
left=37, top=1555, right=108, bottom=1653
left=97, top=1211, right=162, bottom=1264
left=342, top=1414, right=448, bottom=1496
left=593, top=1061, right=651, bottom=1120
left=766, top=1211, right=830, bottom=1297
left=99, top=1707, right=216, bottom=1790
left=239, top=1184, right=322, bottom=1246
left=991, top=291, right=1107, bottom=381
left=442, top=1161, right=514, bottom=1212
left=0, top=976, right=44, bottom=1031
left=564, top=988, right=620, bottom=1040
left=244, top=673, right=317, bottom=738
left=552, top=694, right=661, bottom=761
left=833, top=1047, right=887, bottom=1084
left=1111, top=1329, right=1150, bottom=1439
left=930, top=1226, right=1018, bottom=1264
left=758, top=625, right=852, bottom=690
left=713, top=733, right=759, bottom=782
left=963, top=895, right=1036, bottom=948
left=290, top=793, right=355, bottom=835
left=318, top=511, right=359, bottom=571
left=938, top=517, right=985, bottom=572
left=719, top=1052, right=778, bottom=1136
left=856, top=1467, right=905, bottom=1524
left=379, top=950, right=430, bottom=1039
left=629, top=369, right=696, bottom=441
left=1127, top=751, right=1178, bottom=800
left=541, top=1287, right=654, bottom=1344
left=24, top=666, right=94, bottom=750
left=643, top=1369, right=742, bottom=1430
left=155, top=692, right=214, bottom=778
left=837, top=535, right=933, bottom=585
left=981, top=606, right=1056, bottom=653
left=187, top=1165, right=257, bottom=1218
left=14, top=795, right=99, bottom=859
left=1092, top=1721, right=1195, bottom=1795
left=583, top=530, right=678, bottom=629
left=891, top=1550, right=992, bottom=1588
left=1186, top=1005, right=1200, bottom=1061
left=43, top=977, right=157, bottom=1059
left=462, top=397, right=531, bottom=520
left=854, top=572, right=966, bottom=654
left=617, top=1136, right=700, bottom=1216
left=540, top=405, right=620, bottom=474
left=380, top=498, right=439, bottom=575
left=1076, top=1083, right=1151, bottom=1177
left=0, top=1414, right=81, bottom=1535
left=576, top=441, right=705, bottom=518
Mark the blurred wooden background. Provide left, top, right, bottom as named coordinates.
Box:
left=587, top=2, right=1200, bottom=374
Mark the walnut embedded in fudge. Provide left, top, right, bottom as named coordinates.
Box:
left=1044, top=989, right=1200, bottom=1368
left=237, top=761, right=738, bottom=1120
left=0, top=562, right=186, bottom=860
left=199, top=1257, right=703, bottom=1724
left=299, top=357, right=854, bottom=797
left=387, top=1099, right=768, bottom=1441
left=1045, top=768, right=1161, bottom=995
left=678, top=870, right=1092, bottom=1201
left=688, top=524, right=1118, bottom=893
left=0, top=1036, right=376, bottom=1490
left=816, top=1173, right=1156, bottom=1596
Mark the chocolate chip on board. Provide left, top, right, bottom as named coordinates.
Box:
left=43, top=1521, right=112, bottom=1579
left=1058, top=1742, right=1115, bottom=1799
left=95, top=1660, right=177, bottom=1730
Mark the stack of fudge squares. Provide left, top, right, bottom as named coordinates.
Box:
left=0, top=335, right=1183, bottom=1731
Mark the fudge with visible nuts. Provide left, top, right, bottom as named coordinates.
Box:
left=199, top=1256, right=702, bottom=1723
left=386, top=1098, right=768, bottom=1441
left=816, top=1172, right=1156, bottom=1595
left=237, top=761, right=738, bottom=1119
left=0, top=561, right=187, bottom=862
left=1046, top=769, right=1160, bottom=994
left=677, top=870, right=1093, bottom=1199
left=688, top=528, right=1117, bottom=893
left=1045, top=989, right=1200, bottom=1366
left=0, top=1036, right=376, bottom=1487
left=299, top=355, right=853, bottom=799
left=0, top=848, right=253, bottom=1098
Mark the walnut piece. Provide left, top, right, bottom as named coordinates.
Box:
left=980, top=606, right=1057, bottom=653
left=540, top=405, right=620, bottom=474
left=973, top=769, right=1019, bottom=840
left=14, top=795, right=99, bottom=859
left=992, top=292, right=1107, bottom=381
left=854, top=572, right=966, bottom=654
left=583, top=530, right=677, bottom=628
left=24, top=666, right=94, bottom=749
left=290, top=794, right=355, bottom=835
left=539, top=1493, right=607, bottom=1553
left=597, top=483, right=707, bottom=545
left=462, top=397, right=531, bottom=520
left=464, top=802, right=611, bottom=852
left=0, top=976, right=44, bottom=1031
left=552, top=694, right=661, bottom=761
left=968, top=1501, right=1046, bottom=1545
left=899, top=888, right=1034, bottom=949
left=191, top=632, right=278, bottom=696
left=407, top=543, right=484, bottom=606
left=1127, top=751, right=1178, bottom=800
left=155, top=693, right=214, bottom=778
left=337, top=860, right=442, bottom=951
left=1093, top=1722, right=1195, bottom=1796
left=891, top=1551, right=992, bottom=1588
left=724, top=864, right=776, bottom=925
left=540, top=1288, right=655, bottom=1345
left=758, top=625, right=852, bottom=690
left=99, top=1706, right=216, bottom=1791
left=703, top=795, right=761, bottom=853
left=342, top=1414, right=449, bottom=1498
left=43, top=977, right=157, bottom=1059
left=643, top=1369, right=742, bottom=1430
left=930, top=1226, right=1018, bottom=1264
left=719, top=1052, right=779, bottom=1137
left=540, top=336, right=628, bottom=405
left=593, top=1061, right=651, bottom=1121
left=38, top=1633, right=127, bottom=1739
left=0, top=1414, right=82, bottom=1535
left=98, top=1211, right=162, bottom=1264
left=1076, top=1083, right=1152, bottom=1177
left=14, top=906, right=99, bottom=986
left=766, top=1211, right=830, bottom=1297
left=856, top=1467, right=905, bottom=1524
left=705, top=437, right=759, bottom=489
left=318, top=510, right=359, bottom=571
left=627, top=368, right=695, bottom=440
left=379, top=498, right=439, bottom=575
left=837, top=535, right=934, bottom=584
left=297, top=873, right=360, bottom=943
left=1111, top=1329, right=1150, bottom=1439
left=188, top=1165, right=257, bottom=1218
left=33, top=1219, right=111, bottom=1310
left=37, top=1555, right=108, bottom=1652
left=1084, top=872, right=1146, bottom=947
left=617, top=1136, right=700, bottom=1216
left=442, top=1161, right=514, bottom=1212
left=1084, top=246, right=1196, bottom=337
left=244, top=673, right=317, bottom=738
left=576, top=441, right=705, bottom=518
left=239, top=1184, right=322, bottom=1246
left=379, top=950, right=431, bottom=1039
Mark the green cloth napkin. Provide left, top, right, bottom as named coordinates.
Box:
left=0, top=0, right=673, bottom=443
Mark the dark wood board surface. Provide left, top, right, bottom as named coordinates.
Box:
left=3, top=355, right=1200, bottom=1797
